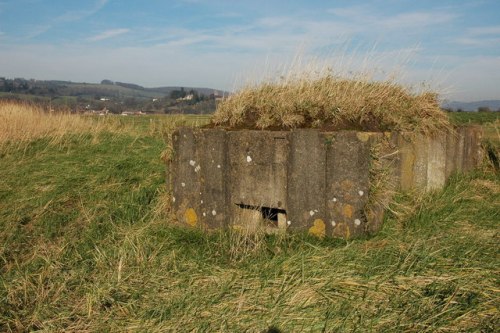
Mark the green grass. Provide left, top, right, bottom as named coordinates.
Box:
left=0, top=114, right=498, bottom=332
left=448, top=111, right=499, bottom=125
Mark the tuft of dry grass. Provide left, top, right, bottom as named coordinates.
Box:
left=0, top=101, right=123, bottom=148
left=213, top=72, right=450, bottom=134
left=0, top=101, right=86, bottom=144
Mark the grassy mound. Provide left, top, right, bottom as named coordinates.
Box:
left=213, top=75, right=450, bottom=133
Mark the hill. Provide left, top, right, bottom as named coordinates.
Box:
left=0, top=77, right=227, bottom=114
left=0, top=77, right=227, bottom=100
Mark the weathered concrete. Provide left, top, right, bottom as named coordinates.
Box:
left=171, top=128, right=228, bottom=229
left=170, top=126, right=483, bottom=238
left=427, top=134, right=447, bottom=190
left=287, top=130, right=327, bottom=236
left=326, top=132, right=374, bottom=238
left=228, top=131, right=289, bottom=210
left=228, top=130, right=290, bottom=231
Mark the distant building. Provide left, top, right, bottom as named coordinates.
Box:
left=121, top=111, right=145, bottom=116
left=177, top=94, right=194, bottom=101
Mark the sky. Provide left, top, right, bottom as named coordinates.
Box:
left=0, top=0, right=499, bottom=102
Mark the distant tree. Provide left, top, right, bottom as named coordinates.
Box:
left=456, top=108, right=464, bottom=112
left=101, top=79, right=114, bottom=85
left=3, top=79, right=14, bottom=92
left=108, top=102, right=124, bottom=114
left=124, top=97, right=139, bottom=109
left=170, top=88, right=187, bottom=99
left=478, top=106, right=492, bottom=112
left=115, top=82, right=144, bottom=90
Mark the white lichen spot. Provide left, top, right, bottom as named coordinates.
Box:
left=332, top=197, right=337, bottom=202
left=189, top=160, right=196, bottom=166
left=309, top=210, right=315, bottom=216
left=331, top=221, right=336, bottom=227
left=212, top=210, right=217, bottom=216
left=354, top=219, right=361, bottom=226
left=183, top=134, right=187, bottom=138
left=246, top=155, right=252, bottom=163
left=181, top=182, right=186, bottom=187
left=203, top=212, right=206, bottom=217
left=200, top=200, right=203, bottom=204
left=172, top=197, right=176, bottom=203
left=358, top=190, right=364, bottom=197
left=287, top=221, right=291, bottom=226
left=194, top=165, right=201, bottom=173
left=314, top=209, right=319, bottom=213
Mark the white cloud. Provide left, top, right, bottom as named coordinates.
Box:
left=381, top=11, right=457, bottom=29
left=150, top=15, right=355, bottom=56
left=256, top=16, right=293, bottom=28
left=455, top=37, right=500, bottom=46
left=25, top=0, right=108, bottom=39
left=328, top=6, right=458, bottom=31
left=454, top=25, right=500, bottom=46
left=468, top=25, right=500, bottom=36
left=55, top=0, right=108, bottom=22
left=327, top=5, right=370, bottom=19
left=87, top=28, right=130, bottom=42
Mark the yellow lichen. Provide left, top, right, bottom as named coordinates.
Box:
left=308, top=219, right=326, bottom=238
left=333, top=222, right=351, bottom=239
left=184, top=208, right=198, bottom=227
left=342, top=204, right=354, bottom=219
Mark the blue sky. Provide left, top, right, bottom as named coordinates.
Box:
left=0, top=0, right=499, bottom=101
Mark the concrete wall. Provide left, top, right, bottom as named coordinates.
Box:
left=170, top=126, right=482, bottom=238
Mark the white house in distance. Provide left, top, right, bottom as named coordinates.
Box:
left=177, top=94, right=194, bottom=101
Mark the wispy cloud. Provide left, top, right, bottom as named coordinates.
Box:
left=24, top=24, right=52, bottom=39
left=455, top=24, right=500, bottom=46
left=57, top=0, right=108, bottom=22
left=455, top=37, right=500, bottom=46
left=381, top=11, right=457, bottom=29
left=151, top=15, right=355, bottom=54
left=25, top=0, right=108, bottom=39
left=87, top=28, right=130, bottom=42
left=328, top=6, right=458, bottom=30
left=468, top=25, right=500, bottom=35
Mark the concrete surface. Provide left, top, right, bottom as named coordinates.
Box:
left=170, top=126, right=483, bottom=238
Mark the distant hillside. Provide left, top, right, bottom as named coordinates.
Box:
left=442, top=100, right=500, bottom=111
left=0, top=77, right=227, bottom=100
left=0, top=77, right=228, bottom=114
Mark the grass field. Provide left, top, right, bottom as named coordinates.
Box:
left=0, top=102, right=498, bottom=332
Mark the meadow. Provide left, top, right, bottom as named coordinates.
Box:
left=0, top=101, right=498, bottom=332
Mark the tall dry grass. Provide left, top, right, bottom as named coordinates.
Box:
left=0, top=101, right=106, bottom=146
left=213, top=70, right=450, bottom=134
